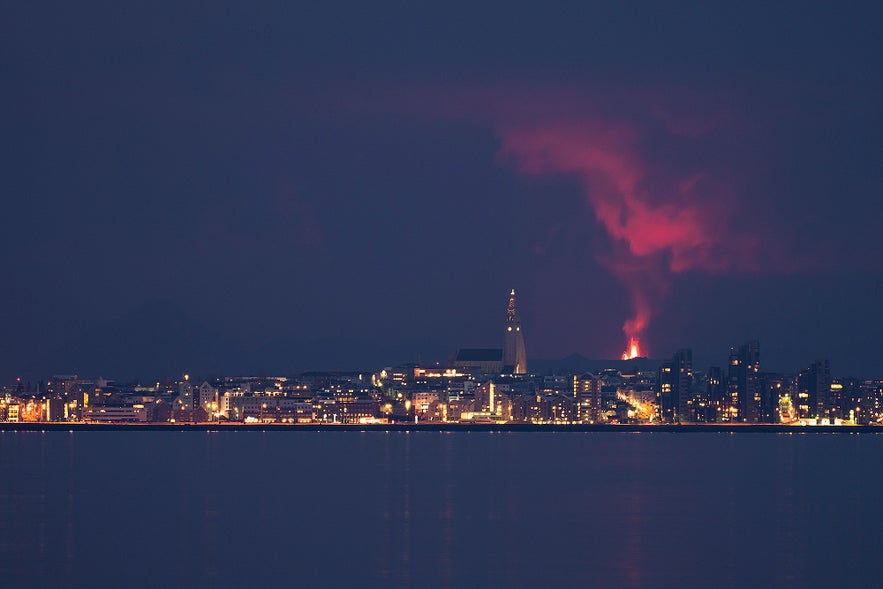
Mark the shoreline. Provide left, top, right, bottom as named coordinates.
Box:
left=1, top=422, right=881, bottom=433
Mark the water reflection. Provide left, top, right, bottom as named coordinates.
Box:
left=0, top=431, right=881, bottom=588
left=439, top=433, right=455, bottom=589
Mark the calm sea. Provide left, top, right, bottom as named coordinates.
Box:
left=0, top=431, right=880, bottom=588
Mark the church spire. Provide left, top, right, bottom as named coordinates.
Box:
left=503, top=288, right=527, bottom=374
left=507, top=289, right=519, bottom=323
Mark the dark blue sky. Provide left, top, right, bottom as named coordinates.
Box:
left=2, top=1, right=882, bottom=380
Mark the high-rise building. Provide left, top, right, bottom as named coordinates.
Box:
left=705, top=366, right=726, bottom=420
left=728, top=341, right=760, bottom=422
left=474, top=381, right=496, bottom=413
left=198, top=381, right=218, bottom=413
left=757, top=372, right=786, bottom=423
left=830, top=377, right=859, bottom=420
left=573, top=374, right=602, bottom=423
left=503, top=289, right=527, bottom=374
left=796, top=359, right=832, bottom=419
left=175, top=375, right=195, bottom=410
left=656, top=349, right=692, bottom=422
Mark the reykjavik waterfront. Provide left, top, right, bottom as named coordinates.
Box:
left=2, top=292, right=881, bottom=431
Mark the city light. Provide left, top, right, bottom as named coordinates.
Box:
left=0, top=292, right=881, bottom=429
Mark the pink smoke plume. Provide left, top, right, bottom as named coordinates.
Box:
left=314, top=80, right=770, bottom=356
left=489, top=90, right=760, bottom=356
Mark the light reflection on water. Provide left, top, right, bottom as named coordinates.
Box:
left=0, top=431, right=880, bottom=588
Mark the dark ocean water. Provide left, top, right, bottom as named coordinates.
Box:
left=0, top=431, right=880, bottom=589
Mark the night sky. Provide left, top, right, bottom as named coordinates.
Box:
left=3, top=1, right=882, bottom=380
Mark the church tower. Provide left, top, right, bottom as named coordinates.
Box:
left=503, top=289, right=528, bottom=374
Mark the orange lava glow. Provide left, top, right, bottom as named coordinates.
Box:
left=621, top=337, right=641, bottom=360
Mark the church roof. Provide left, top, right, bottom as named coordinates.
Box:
left=455, top=348, right=503, bottom=362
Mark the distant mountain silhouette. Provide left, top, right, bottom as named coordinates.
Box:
left=24, top=302, right=454, bottom=381
left=14, top=301, right=661, bottom=383
left=251, top=336, right=452, bottom=375
left=528, top=353, right=659, bottom=375
left=33, top=300, right=247, bottom=381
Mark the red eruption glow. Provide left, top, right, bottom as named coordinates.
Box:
left=621, top=337, right=641, bottom=360
left=342, top=82, right=770, bottom=357
left=490, top=91, right=760, bottom=357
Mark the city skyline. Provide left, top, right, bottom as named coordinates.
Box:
left=4, top=288, right=881, bottom=428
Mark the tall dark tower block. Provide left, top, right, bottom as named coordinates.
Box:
left=796, top=359, right=832, bottom=419
left=656, top=349, right=693, bottom=422
left=503, top=289, right=528, bottom=374
left=728, top=340, right=761, bottom=422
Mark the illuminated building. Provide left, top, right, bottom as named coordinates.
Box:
left=685, top=369, right=720, bottom=422
left=829, top=378, right=856, bottom=418
left=857, top=380, right=883, bottom=424
left=705, top=366, right=725, bottom=420
left=728, top=341, right=760, bottom=422
left=573, top=374, right=602, bottom=422
left=227, top=396, right=315, bottom=422
left=525, top=395, right=551, bottom=423
left=657, top=365, right=673, bottom=420
left=503, top=289, right=528, bottom=374
left=221, top=386, right=248, bottom=416
left=85, top=405, right=149, bottom=422
left=451, top=289, right=528, bottom=376
left=757, top=372, right=786, bottom=423
left=47, top=396, right=66, bottom=421
left=198, top=381, right=218, bottom=413
left=175, top=375, right=195, bottom=410
left=46, top=374, right=89, bottom=412
left=445, top=377, right=475, bottom=402
left=46, top=375, right=80, bottom=398
left=656, top=349, right=692, bottom=422
left=338, top=399, right=379, bottom=424
left=474, top=381, right=497, bottom=414
left=172, top=405, right=208, bottom=423
left=508, top=394, right=551, bottom=423
left=447, top=398, right=473, bottom=421
left=543, top=375, right=570, bottom=396
left=468, top=382, right=514, bottom=421
left=796, top=360, right=832, bottom=419
left=548, top=394, right=575, bottom=422
left=152, top=400, right=172, bottom=422
left=412, top=391, right=440, bottom=414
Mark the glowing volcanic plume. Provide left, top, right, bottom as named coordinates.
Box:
left=490, top=89, right=759, bottom=356
left=331, top=81, right=766, bottom=355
